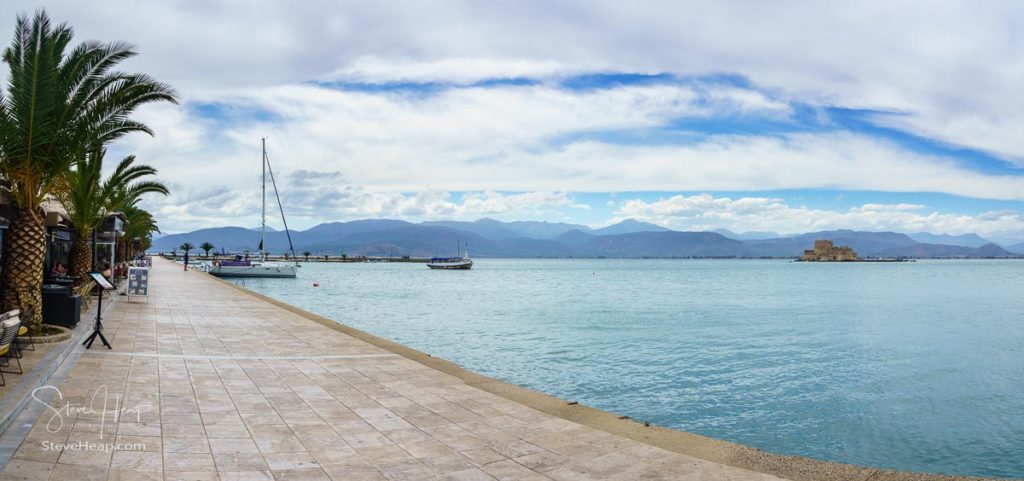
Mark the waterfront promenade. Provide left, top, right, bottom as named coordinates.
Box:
left=0, top=258, right=791, bottom=480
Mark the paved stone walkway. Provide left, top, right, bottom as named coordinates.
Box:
left=0, top=259, right=786, bottom=481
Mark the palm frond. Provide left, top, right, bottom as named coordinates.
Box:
left=0, top=9, right=178, bottom=209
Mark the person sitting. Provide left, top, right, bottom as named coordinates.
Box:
left=51, top=262, right=67, bottom=277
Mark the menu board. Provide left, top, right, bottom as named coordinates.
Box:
left=90, top=272, right=115, bottom=290
left=126, top=267, right=149, bottom=301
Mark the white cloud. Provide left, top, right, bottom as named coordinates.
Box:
left=7, top=0, right=1022, bottom=161
left=521, top=133, right=1024, bottom=198
left=459, top=191, right=589, bottom=214
left=117, top=80, right=792, bottom=191
left=6, top=0, right=1024, bottom=234
left=278, top=181, right=588, bottom=223
left=324, top=57, right=588, bottom=85
left=116, top=78, right=1024, bottom=236
left=143, top=172, right=588, bottom=233
left=612, top=194, right=1024, bottom=240
left=119, top=81, right=1024, bottom=199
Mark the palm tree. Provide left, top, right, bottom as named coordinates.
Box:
left=60, top=146, right=168, bottom=286
left=120, top=206, right=159, bottom=259
left=200, top=242, right=214, bottom=257
left=302, top=251, right=310, bottom=261
left=0, top=11, right=177, bottom=331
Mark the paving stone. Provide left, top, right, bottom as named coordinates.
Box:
left=213, top=452, right=268, bottom=471
left=208, top=437, right=260, bottom=454
left=106, top=468, right=164, bottom=481
left=47, top=463, right=107, bottom=481
left=109, top=450, right=162, bottom=470
left=163, top=452, right=216, bottom=471
left=0, top=459, right=53, bottom=481
left=163, top=436, right=211, bottom=453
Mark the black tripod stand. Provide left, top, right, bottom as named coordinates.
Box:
left=83, top=273, right=113, bottom=350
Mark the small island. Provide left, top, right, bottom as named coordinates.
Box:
left=801, top=239, right=859, bottom=261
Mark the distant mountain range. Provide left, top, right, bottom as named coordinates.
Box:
left=712, top=229, right=781, bottom=240
left=151, top=218, right=1022, bottom=258
left=905, top=232, right=991, bottom=247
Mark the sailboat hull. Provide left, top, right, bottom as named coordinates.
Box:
left=210, top=264, right=297, bottom=278
left=427, top=260, right=473, bottom=270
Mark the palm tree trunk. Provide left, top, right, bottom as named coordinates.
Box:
left=70, top=233, right=92, bottom=288
left=1, top=208, right=47, bottom=334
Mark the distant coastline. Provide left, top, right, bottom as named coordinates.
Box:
left=164, top=254, right=1017, bottom=263
left=152, top=218, right=1024, bottom=260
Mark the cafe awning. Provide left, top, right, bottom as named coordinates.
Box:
left=40, top=200, right=71, bottom=228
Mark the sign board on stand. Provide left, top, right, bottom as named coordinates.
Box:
left=89, top=272, right=115, bottom=290
left=126, top=267, right=149, bottom=302
left=85, top=272, right=115, bottom=350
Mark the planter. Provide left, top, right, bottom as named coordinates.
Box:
left=26, top=325, right=72, bottom=343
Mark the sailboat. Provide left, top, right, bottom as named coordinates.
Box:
left=210, top=139, right=300, bottom=279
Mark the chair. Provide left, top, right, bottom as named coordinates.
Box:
left=73, top=283, right=94, bottom=311
left=12, top=290, right=39, bottom=353
left=1, top=317, right=21, bottom=371
left=0, top=318, right=22, bottom=386
left=1, top=309, right=32, bottom=353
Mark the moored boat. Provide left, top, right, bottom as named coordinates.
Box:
left=427, top=243, right=473, bottom=270
left=210, top=258, right=297, bottom=278
left=210, top=138, right=300, bottom=279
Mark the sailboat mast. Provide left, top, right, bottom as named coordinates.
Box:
left=260, top=138, right=267, bottom=259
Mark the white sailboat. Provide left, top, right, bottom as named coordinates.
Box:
left=210, top=139, right=299, bottom=279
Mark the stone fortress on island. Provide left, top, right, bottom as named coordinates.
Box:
left=801, top=239, right=860, bottom=261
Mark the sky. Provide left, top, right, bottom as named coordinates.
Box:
left=6, top=1, right=1024, bottom=243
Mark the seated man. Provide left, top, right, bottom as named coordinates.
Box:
left=51, top=261, right=67, bottom=277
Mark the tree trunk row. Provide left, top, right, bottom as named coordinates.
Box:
left=0, top=208, right=47, bottom=335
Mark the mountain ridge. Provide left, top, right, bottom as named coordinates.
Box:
left=907, top=232, right=991, bottom=247
left=151, top=219, right=1019, bottom=259
left=1006, top=242, right=1024, bottom=254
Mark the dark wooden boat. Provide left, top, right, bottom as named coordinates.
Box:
left=428, top=243, right=472, bottom=270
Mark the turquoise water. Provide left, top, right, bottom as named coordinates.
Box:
left=242, top=259, right=1024, bottom=478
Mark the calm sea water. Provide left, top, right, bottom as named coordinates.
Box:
left=242, top=259, right=1024, bottom=478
